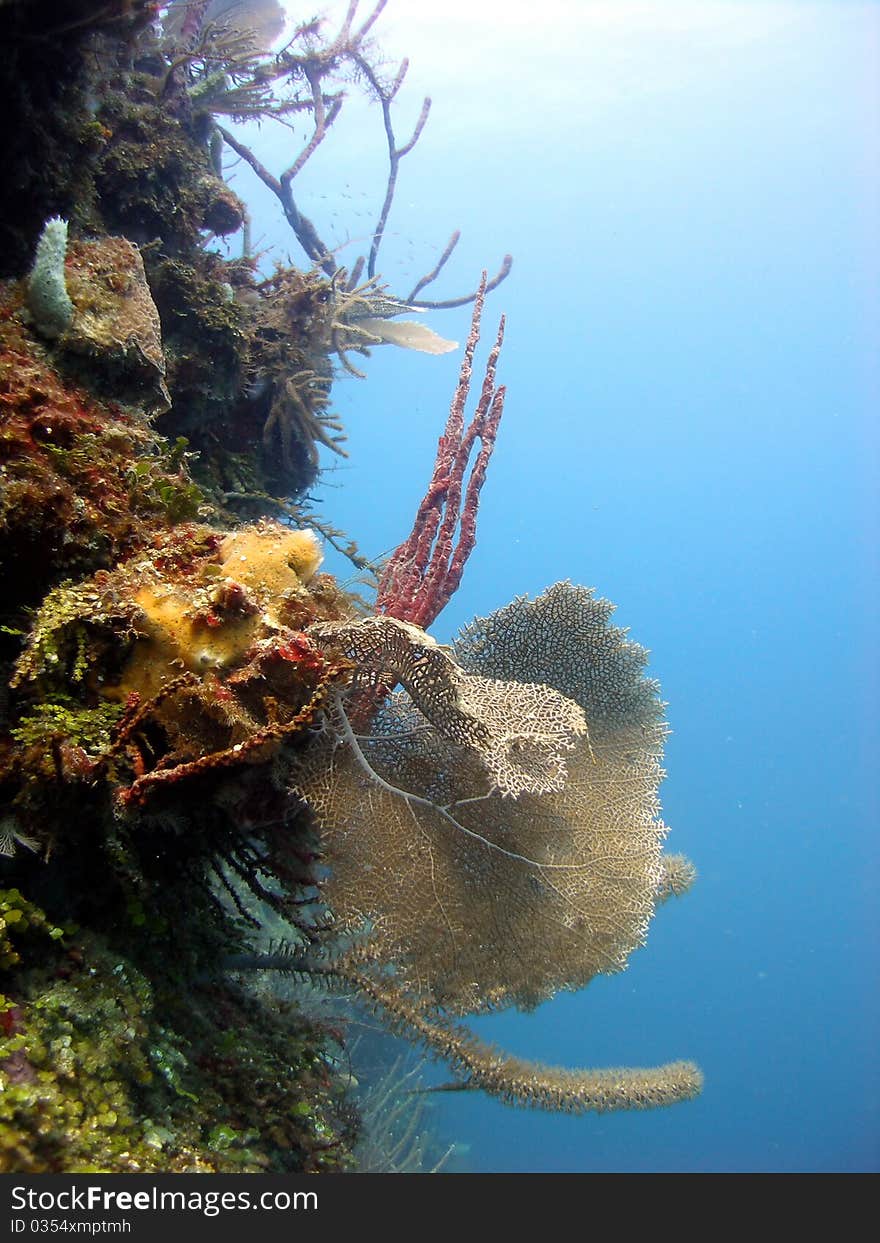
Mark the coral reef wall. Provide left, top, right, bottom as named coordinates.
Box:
left=0, top=0, right=698, bottom=1173
left=0, top=1, right=366, bottom=1172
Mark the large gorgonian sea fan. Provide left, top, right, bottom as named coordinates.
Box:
left=294, top=583, right=696, bottom=1019
left=284, top=582, right=701, bottom=1112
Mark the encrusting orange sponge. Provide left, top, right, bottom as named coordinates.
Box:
left=119, top=523, right=324, bottom=700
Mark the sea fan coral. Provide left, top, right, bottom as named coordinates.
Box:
left=294, top=582, right=692, bottom=1016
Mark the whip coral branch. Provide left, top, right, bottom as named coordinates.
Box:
left=206, top=1, right=510, bottom=302
left=376, top=272, right=506, bottom=628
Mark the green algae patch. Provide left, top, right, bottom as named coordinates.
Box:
left=0, top=905, right=356, bottom=1174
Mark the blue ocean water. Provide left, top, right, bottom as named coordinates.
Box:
left=234, top=0, right=879, bottom=1171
